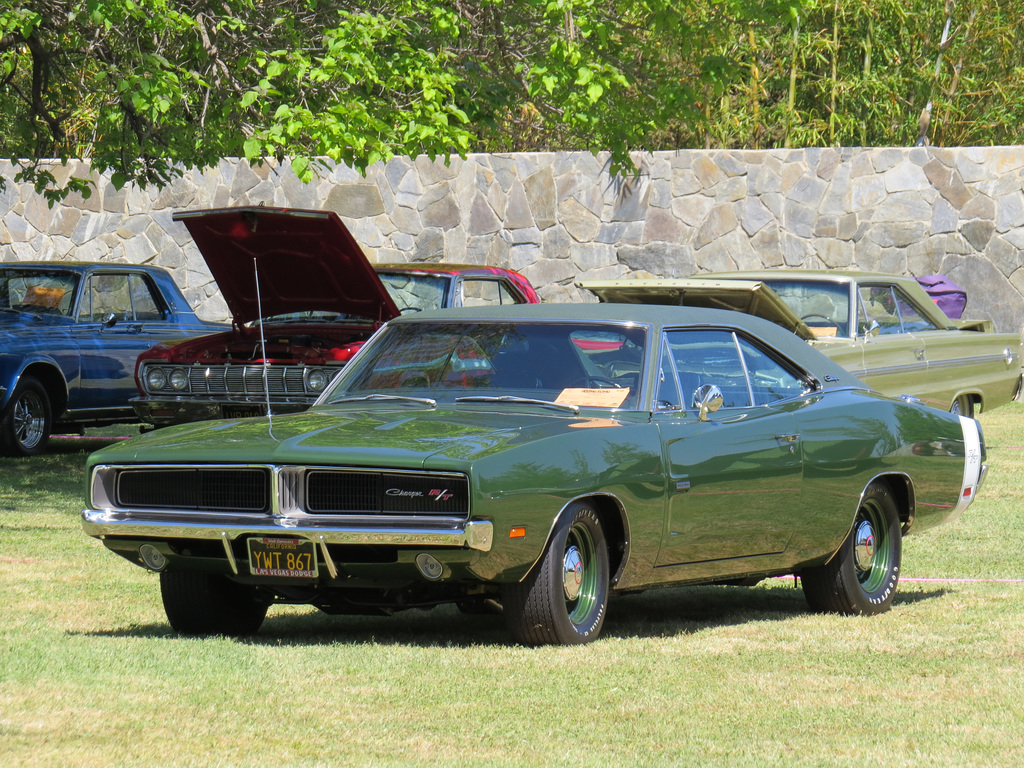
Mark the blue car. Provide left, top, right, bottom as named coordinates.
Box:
left=0, top=262, right=225, bottom=456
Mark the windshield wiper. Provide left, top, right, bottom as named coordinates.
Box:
left=455, top=395, right=580, bottom=414
left=260, top=317, right=373, bottom=325
left=329, top=393, right=437, bottom=407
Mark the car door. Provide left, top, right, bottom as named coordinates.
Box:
left=653, top=328, right=809, bottom=569
left=892, top=288, right=1019, bottom=410
left=855, top=283, right=932, bottom=399
left=70, top=272, right=188, bottom=412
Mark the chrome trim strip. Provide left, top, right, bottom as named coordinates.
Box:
left=220, top=532, right=239, bottom=574
left=854, top=363, right=927, bottom=377
left=318, top=535, right=339, bottom=578
left=81, top=509, right=493, bottom=552
left=855, top=352, right=1020, bottom=380
left=924, top=353, right=1021, bottom=370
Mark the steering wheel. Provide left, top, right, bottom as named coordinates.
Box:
left=800, top=313, right=833, bottom=324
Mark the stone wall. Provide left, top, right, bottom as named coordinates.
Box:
left=2, top=147, right=1023, bottom=332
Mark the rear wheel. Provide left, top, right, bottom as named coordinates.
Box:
left=951, top=396, right=975, bottom=418
left=160, top=571, right=268, bottom=636
left=502, top=502, right=609, bottom=645
left=0, top=376, right=51, bottom=457
left=802, top=483, right=902, bottom=615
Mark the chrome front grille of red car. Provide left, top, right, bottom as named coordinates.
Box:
left=182, top=364, right=331, bottom=396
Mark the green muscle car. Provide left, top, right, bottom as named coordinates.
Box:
left=82, top=303, right=986, bottom=645
left=581, top=270, right=1023, bottom=417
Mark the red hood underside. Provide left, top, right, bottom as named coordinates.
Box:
left=174, top=206, right=401, bottom=325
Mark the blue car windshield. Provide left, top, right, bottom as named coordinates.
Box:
left=0, top=270, right=79, bottom=317
left=327, top=320, right=647, bottom=409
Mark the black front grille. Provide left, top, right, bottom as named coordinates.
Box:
left=109, top=466, right=467, bottom=518
left=306, top=471, right=379, bottom=512
left=306, top=471, right=469, bottom=516
left=116, top=468, right=270, bottom=512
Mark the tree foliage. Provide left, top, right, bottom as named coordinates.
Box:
left=1, top=1, right=1022, bottom=203
left=659, top=0, right=1024, bottom=149
left=0, top=0, right=794, bottom=200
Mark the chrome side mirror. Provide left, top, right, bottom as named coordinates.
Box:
left=861, top=320, right=880, bottom=338
left=693, top=384, right=724, bottom=422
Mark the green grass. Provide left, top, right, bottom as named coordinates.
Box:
left=3, top=410, right=1024, bottom=767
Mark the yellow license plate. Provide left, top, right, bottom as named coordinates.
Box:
left=247, top=537, right=318, bottom=578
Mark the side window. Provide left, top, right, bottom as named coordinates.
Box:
left=79, top=274, right=133, bottom=322
left=859, top=285, right=940, bottom=334
left=664, top=329, right=751, bottom=408
left=859, top=285, right=903, bottom=334
left=461, top=279, right=521, bottom=307
left=892, top=287, right=939, bottom=332
left=656, top=341, right=682, bottom=410
left=736, top=338, right=810, bottom=404
left=128, top=274, right=163, bottom=320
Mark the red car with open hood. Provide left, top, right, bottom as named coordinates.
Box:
left=132, top=206, right=539, bottom=426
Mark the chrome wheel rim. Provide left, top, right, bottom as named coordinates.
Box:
left=563, top=523, right=598, bottom=625
left=13, top=390, right=46, bottom=450
left=853, top=500, right=891, bottom=592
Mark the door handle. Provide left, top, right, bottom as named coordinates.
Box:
left=774, top=434, right=800, bottom=453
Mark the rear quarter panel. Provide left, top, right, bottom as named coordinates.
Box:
left=791, top=388, right=969, bottom=564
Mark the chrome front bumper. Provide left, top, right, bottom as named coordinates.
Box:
left=81, top=508, right=493, bottom=553
left=130, top=396, right=314, bottom=425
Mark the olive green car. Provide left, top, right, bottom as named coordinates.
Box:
left=581, top=270, right=1023, bottom=416
left=82, top=304, right=985, bottom=645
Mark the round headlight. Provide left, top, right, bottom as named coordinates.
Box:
left=304, top=368, right=331, bottom=393
left=169, top=368, right=189, bottom=391
left=145, top=367, right=168, bottom=391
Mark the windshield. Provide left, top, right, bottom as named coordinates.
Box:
left=325, top=320, right=648, bottom=409
left=378, top=273, right=450, bottom=313
left=760, top=280, right=851, bottom=338
left=0, top=269, right=79, bottom=317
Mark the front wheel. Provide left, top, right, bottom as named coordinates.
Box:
left=160, top=571, right=268, bottom=637
left=801, top=483, right=902, bottom=615
left=502, top=502, right=609, bottom=645
left=0, top=376, right=51, bottom=457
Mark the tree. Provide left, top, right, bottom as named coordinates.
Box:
left=666, top=0, right=1024, bottom=149
left=1, top=0, right=795, bottom=201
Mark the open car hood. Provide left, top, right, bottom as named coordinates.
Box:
left=579, top=278, right=817, bottom=340
left=174, top=207, right=400, bottom=325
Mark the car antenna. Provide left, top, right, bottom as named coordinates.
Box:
left=253, top=257, right=272, bottom=419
